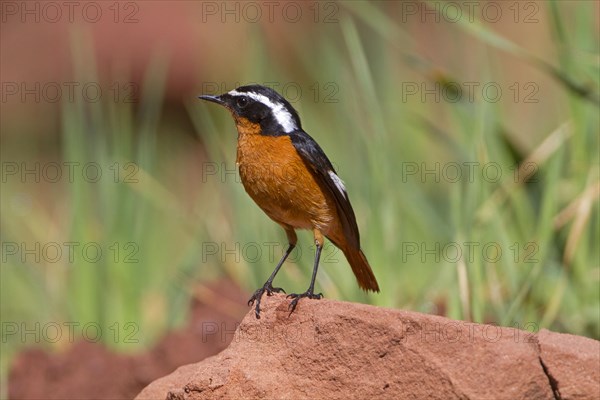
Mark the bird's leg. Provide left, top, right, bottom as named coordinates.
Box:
left=248, top=228, right=297, bottom=319
left=287, top=229, right=324, bottom=315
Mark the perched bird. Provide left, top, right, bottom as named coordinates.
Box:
left=199, top=84, right=379, bottom=318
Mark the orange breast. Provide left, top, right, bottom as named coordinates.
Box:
left=235, top=121, right=338, bottom=233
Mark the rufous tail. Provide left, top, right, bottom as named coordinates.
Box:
left=343, top=248, right=380, bottom=292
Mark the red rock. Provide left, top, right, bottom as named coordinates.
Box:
left=136, top=294, right=600, bottom=399
left=537, top=329, right=600, bottom=399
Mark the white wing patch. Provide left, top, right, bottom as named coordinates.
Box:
left=228, top=90, right=298, bottom=133
left=328, top=170, right=347, bottom=199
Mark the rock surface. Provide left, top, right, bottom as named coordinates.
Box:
left=136, top=294, right=600, bottom=400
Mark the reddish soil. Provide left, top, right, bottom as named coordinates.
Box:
left=137, top=294, right=600, bottom=400
left=8, top=280, right=248, bottom=400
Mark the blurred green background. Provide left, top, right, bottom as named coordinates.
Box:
left=1, top=0, right=598, bottom=393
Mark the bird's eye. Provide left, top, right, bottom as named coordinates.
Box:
left=236, top=97, right=249, bottom=108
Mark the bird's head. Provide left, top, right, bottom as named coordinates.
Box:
left=199, top=84, right=301, bottom=135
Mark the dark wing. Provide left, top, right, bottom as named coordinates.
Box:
left=290, top=130, right=360, bottom=249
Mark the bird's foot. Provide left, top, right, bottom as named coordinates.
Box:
left=286, top=290, right=323, bottom=315
left=247, top=283, right=286, bottom=319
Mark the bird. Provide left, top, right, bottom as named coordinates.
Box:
left=199, top=84, right=379, bottom=318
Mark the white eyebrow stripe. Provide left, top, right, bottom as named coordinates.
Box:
left=228, top=90, right=298, bottom=133
left=328, top=170, right=347, bottom=198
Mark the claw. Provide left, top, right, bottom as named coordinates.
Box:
left=267, top=286, right=285, bottom=296
left=286, top=291, right=324, bottom=315
left=247, top=283, right=287, bottom=318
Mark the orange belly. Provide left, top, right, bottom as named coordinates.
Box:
left=236, top=131, right=338, bottom=234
